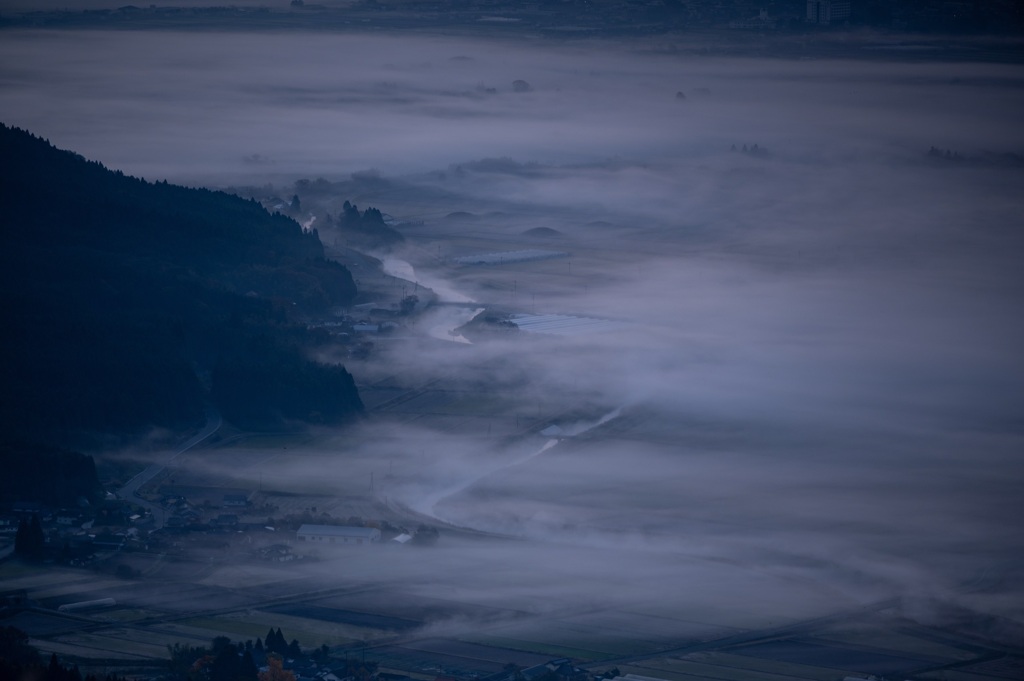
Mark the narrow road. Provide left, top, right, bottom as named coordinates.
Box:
left=116, top=408, right=222, bottom=529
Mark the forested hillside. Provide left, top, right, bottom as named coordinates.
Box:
left=0, top=124, right=362, bottom=446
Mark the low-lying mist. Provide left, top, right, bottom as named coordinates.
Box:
left=3, top=27, right=1022, bottom=636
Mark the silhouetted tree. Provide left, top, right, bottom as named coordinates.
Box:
left=0, top=626, right=40, bottom=666
left=14, top=515, right=44, bottom=559
left=240, top=650, right=259, bottom=680
left=274, top=629, right=286, bottom=654
left=210, top=641, right=243, bottom=681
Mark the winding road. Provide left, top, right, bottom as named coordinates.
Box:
left=116, top=408, right=222, bottom=529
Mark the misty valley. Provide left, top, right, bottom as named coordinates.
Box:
left=1, top=10, right=1023, bottom=681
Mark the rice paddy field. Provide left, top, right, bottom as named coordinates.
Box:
left=3, top=546, right=1018, bottom=679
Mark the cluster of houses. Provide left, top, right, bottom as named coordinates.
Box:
left=161, top=492, right=253, bottom=532
left=234, top=646, right=597, bottom=681
left=480, top=659, right=592, bottom=681
left=0, top=497, right=149, bottom=563
left=1, top=486, right=431, bottom=570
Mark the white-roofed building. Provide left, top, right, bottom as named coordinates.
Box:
left=807, top=0, right=850, bottom=25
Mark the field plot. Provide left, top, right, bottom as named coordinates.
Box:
left=30, top=639, right=153, bottom=659
left=519, top=621, right=665, bottom=658
left=196, top=564, right=305, bottom=590
left=812, top=626, right=978, bottom=664
left=183, top=609, right=378, bottom=647
left=917, top=670, right=1024, bottom=681
left=955, top=656, right=1024, bottom=679
left=96, top=608, right=166, bottom=623
left=314, top=590, right=512, bottom=628
left=63, top=581, right=251, bottom=615
left=727, top=638, right=940, bottom=677
left=3, top=610, right=88, bottom=636
left=367, top=644, right=500, bottom=676
left=615, top=663, right=718, bottom=681
left=639, top=652, right=850, bottom=681
left=99, top=624, right=210, bottom=649
left=34, top=633, right=160, bottom=661
left=622, top=655, right=836, bottom=681
left=39, top=587, right=130, bottom=611
left=366, top=638, right=553, bottom=676
left=613, top=600, right=805, bottom=633
left=0, top=567, right=93, bottom=592
left=175, top=616, right=289, bottom=643
left=265, top=603, right=421, bottom=631
left=553, top=609, right=735, bottom=649
left=31, top=579, right=128, bottom=600
left=458, top=633, right=618, bottom=663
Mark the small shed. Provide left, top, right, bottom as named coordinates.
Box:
left=223, top=494, right=249, bottom=508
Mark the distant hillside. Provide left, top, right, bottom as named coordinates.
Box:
left=0, top=124, right=362, bottom=445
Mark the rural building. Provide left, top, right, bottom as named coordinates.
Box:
left=484, top=659, right=589, bottom=681
left=296, top=524, right=381, bottom=545
left=92, top=533, right=126, bottom=550
left=11, top=501, right=43, bottom=517
left=730, top=9, right=777, bottom=29
left=223, top=493, right=249, bottom=508
left=211, top=514, right=239, bottom=529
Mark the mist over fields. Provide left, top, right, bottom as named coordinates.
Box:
left=2, top=28, right=1023, bottom=640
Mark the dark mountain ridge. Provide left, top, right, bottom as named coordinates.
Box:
left=0, top=124, right=363, bottom=447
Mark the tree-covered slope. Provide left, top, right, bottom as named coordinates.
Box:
left=0, top=124, right=362, bottom=445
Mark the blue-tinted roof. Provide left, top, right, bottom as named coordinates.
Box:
left=296, top=524, right=380, bottom=539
